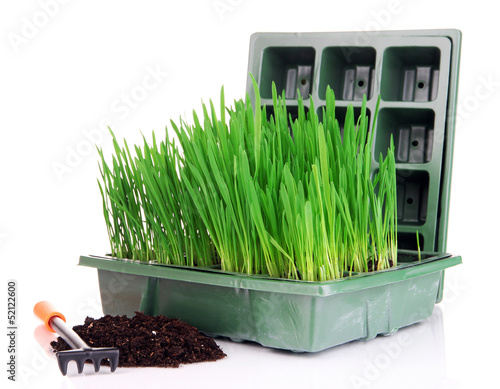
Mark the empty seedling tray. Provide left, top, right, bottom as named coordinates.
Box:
left=246, top=29, right=461, bottom=255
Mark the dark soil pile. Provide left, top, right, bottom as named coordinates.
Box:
left=50, top=312, right=226, bottom=368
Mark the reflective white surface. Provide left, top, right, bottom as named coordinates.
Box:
left=2, top=1, right=499, bottom=388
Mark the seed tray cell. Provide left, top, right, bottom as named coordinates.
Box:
left=381, top=46, right=442, bottom=102
left=318, top=46, right=376, bottom=100
left=260, top=46, right=315, bottom=99
left=375, top=108, right=435, bottom=164
left=396, top=169, right=429, bottom=225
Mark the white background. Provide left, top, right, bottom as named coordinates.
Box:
left=1, top=1, right=499, bottom=388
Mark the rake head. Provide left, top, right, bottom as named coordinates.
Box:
left=56, top=347, right=120, bottom=376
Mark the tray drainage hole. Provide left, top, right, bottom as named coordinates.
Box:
left=406, top=197, right=414, bottom=205
left=300, top=78, right=308, bottom=86
left=357, top=79, right=365, bottom=88
left=411, top=140, right=419, bottom=147
left=417, top=81, right=425, bottom=89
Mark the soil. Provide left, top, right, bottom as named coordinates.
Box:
left=366, top=258, right=394, bottom=272
left=50, top=312, right=226, bottom=368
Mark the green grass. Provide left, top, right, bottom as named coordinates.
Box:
left=416, top=231, right=421, bottom=261
left=98, top=129, right=215, bottom=267
left=98, top=76, right=397, bottom=280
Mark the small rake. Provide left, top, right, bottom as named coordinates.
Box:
left=34, top=301, right=119, bottom=375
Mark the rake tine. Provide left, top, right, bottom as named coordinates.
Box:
left=56, top=356, right=69, bottom=376
left=93, top=359, right=101, bottom=373
left=109, top=354, right=119, bottom=372
left=77, top=359, right=85, bottom=374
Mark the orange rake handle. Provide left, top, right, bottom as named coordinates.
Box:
left=33, top=301, right=66, bottom=333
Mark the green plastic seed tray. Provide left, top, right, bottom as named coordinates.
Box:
left=246, top=29, right=461, bottom=256
left=79, top=251, right=461, bottom=353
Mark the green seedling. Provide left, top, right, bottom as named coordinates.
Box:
left=98, top=76, right=398, bottom=281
